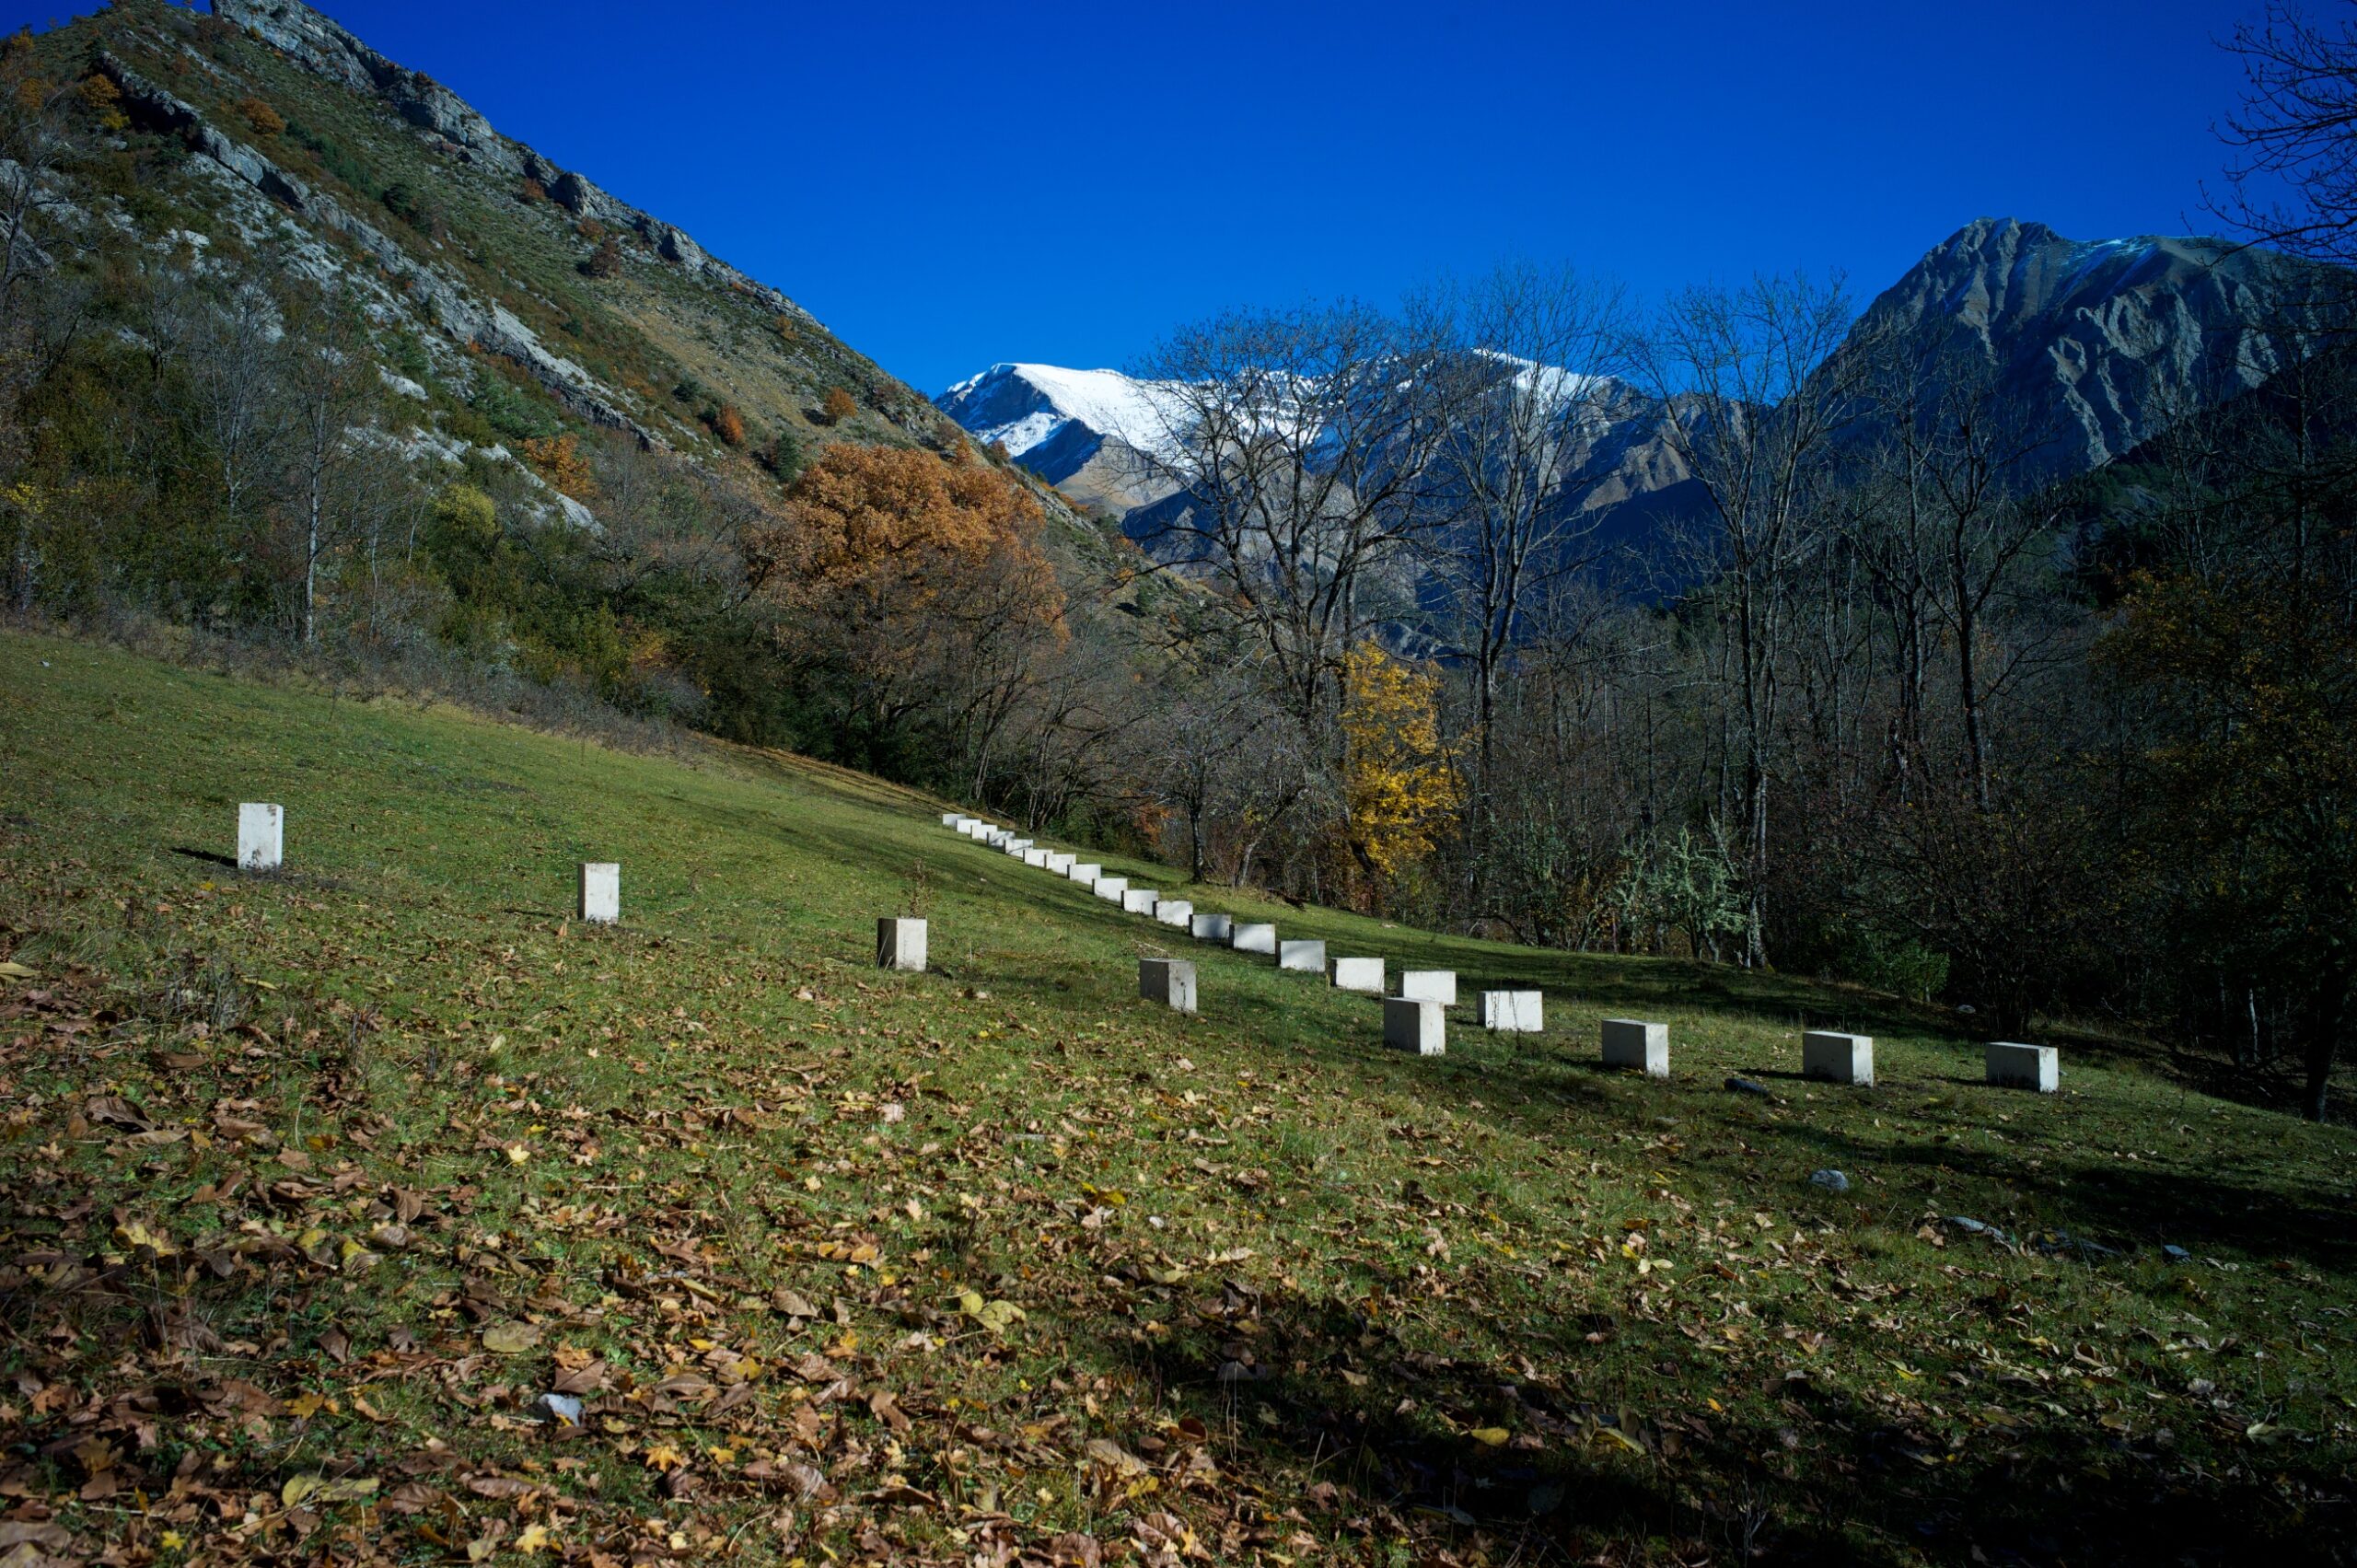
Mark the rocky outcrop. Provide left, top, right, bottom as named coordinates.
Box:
left=214, top=0, right=823, bottom=331
left=96, top=49, right=664, bottom=447
left=215, top=0, right=519, bottom=174
left=1851, top=216, right=2351, bottom=475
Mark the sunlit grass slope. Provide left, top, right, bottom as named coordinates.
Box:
left=1, top=629, right=2351, bottom=1565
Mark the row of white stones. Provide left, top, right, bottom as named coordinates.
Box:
left=224, top=801, right=2061, bottom=1095
left=936, top=810, right=2062, bottom=1092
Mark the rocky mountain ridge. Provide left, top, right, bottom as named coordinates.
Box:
left=939, top=219, right=2350, bottom=572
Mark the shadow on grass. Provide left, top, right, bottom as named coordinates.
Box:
left=1088, top=1272, right=2351, bottom=1564
left=1765, top=1120, right=2357, bottom=1273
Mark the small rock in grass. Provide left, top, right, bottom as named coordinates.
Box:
left=2163, top=1244, right=2191, bottom=1263
left=1726, top=1076, right=1771, bottom=1097
left=535, top=1392, right=584, bottom=1426
left=1807, top=1168, right=1850, bottom=1193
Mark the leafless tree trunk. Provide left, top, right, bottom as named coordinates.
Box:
left=1637, top=273, right=1862, bottom=966
left=1421, top=261, right=1632, bottom=907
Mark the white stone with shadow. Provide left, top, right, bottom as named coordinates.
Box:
left=1191, top=912, right=1233, bottom=943
left=1279, top=938, right=1326, bottom=973
left=578, top=862, right=620, bottom=924
left=1231, top=923, right=1277, bottom=955
left=1139, top=958, right=1196, bottom=1014
left=1480, top=991, right=1543, bottom=1031
left=1156, top=899, right=1193, bottom=928
left=1094, top=877, right=1129, bottom=902
left=1803, top=1030, right=1875, bottom=1086
left=1395, top=970, right=1457, bottom=1006
left=1330, top=957, right=1385, bottom=993
left=876, top=918, right=927, bottom=972
left=1985, top=1041, right=2057, bottom=1092
left=1601, top=1017, right=1668, bottom=1077
left=1123, top=889, right=1160, bottom=915
left=238, top=802, right=283, bottom=872
left=1384, top=997, right=1446, bottom=1056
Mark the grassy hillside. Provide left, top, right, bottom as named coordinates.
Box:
left=1, top=630, right=2351, bottom=1565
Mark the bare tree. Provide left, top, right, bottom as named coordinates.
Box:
left=2212, top=2, right=2357, bottom=265
left=1636, top=273, right=1862, bottom=965
left=188, top=278, right=285, bottom=542
left=279, top=284, right=382, bottom=645
left=1132, top=301, right=1467, bottom=753
left=1419, top=261, right=1633, bottom=895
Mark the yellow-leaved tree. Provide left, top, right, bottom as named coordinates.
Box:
left=1341, top=641, right=1459, bottom=884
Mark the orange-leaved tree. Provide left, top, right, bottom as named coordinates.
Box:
left=748, top=443, right=1064, bottom=773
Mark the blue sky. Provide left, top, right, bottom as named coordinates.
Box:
left=19, top=1, right=2271, bottom=394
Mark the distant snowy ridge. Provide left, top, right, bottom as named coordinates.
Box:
left=938, top=363, right=1190, bottom=469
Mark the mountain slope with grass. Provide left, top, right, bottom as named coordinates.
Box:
left=2, top=629, right=2351, bottom=1565
left=81, top=0, right=950, bottom=470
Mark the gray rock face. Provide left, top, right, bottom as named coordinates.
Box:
left=215, top=0, right=519, bottom=175
left=1851, top=216, right=2349, bottom=478
left=95, top=50, right=656, bottom=447
left=939, top=219, right=2352, bottom=600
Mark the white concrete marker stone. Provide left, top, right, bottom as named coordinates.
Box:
left=1601, top=1017, right=1669, bottom=1078
left=578, top=862, right=621, bottom=925
left=1985, top=1041, right=2058, bottom=1093
left=1069, top=863, right=1102, bottom=884
left=1023, top=849, right=1050, bottom=868
left=1006, top=839, right=1032, bottom=854
left=876, top=918, right=927, bottom=973
left=1156, top=899, right=1193, bottom=928
left=1396, top=970, right=1457, bottom=1006
left=1191, top=912, right=1233, bottom=943
left=1231, top=923, right=1277, bottom=956
left=1384, top=997, right=1446, bottom=1056
left=940, top=812, right=962, bottom=826
left=1803, top=1029, right=1875, bottom=1086
left=1330, top=957, right=1385, bottom=993
left=1480, top=991, right=1544, bottom=1032
left=1123, top=889, right=1160, bottom=916
left=1279, top=939, right=1326, bottom=973
left=1047, top=854, right=1074, bottom=875
left=237, top=802, right=283, bottom=872
left=1094, top=877, right=1129, bottom=902
left=1139, top=958, right=1197, bottom=1014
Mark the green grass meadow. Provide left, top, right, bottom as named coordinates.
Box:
left=1, top=629, right=2351, bottom=1565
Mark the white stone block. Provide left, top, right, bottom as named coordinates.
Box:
left=1985, top=1041, right=2058, bottom=1093
left=1023, top=848, right=1050, bottom=868
left=1279, top=938, right=1325, bottom=972
left=1156, top=899, right=1193, bottom=928
left=1231, top=922, right=1276, bottom=955
left=1069, top=863, right=1102, bottom=884
left=1123, top=889, right=1160, bottom=915
left=1330, top=956, right=1385, bottom=993
left=1384, top=997, right=1446, bottom=1056
left=1803, top=1029, right=1875, bottom=1086
left=1047, top=853, right=1074, bottom=874
left=1480, top=991, right=1543, bottom=1031
left=876, top=917, right=927, bottom=972
left=940, top=812, right=962, bottom=826
left=578, top=862, right=621, bottom=924
left=1094, top=877, right=1129, bottom=902
left=238, top=802, right=283, bottom=872
left=1396, top=970, right=1457, bottom=1005
left=1139, top=958, right=1197, bottom=1014
left=1191, top=912, right=1232, bottom=942
left=1601, top=1017, right=1668, bottom=1077
left=1005, top=838, right=1033, bottom=855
